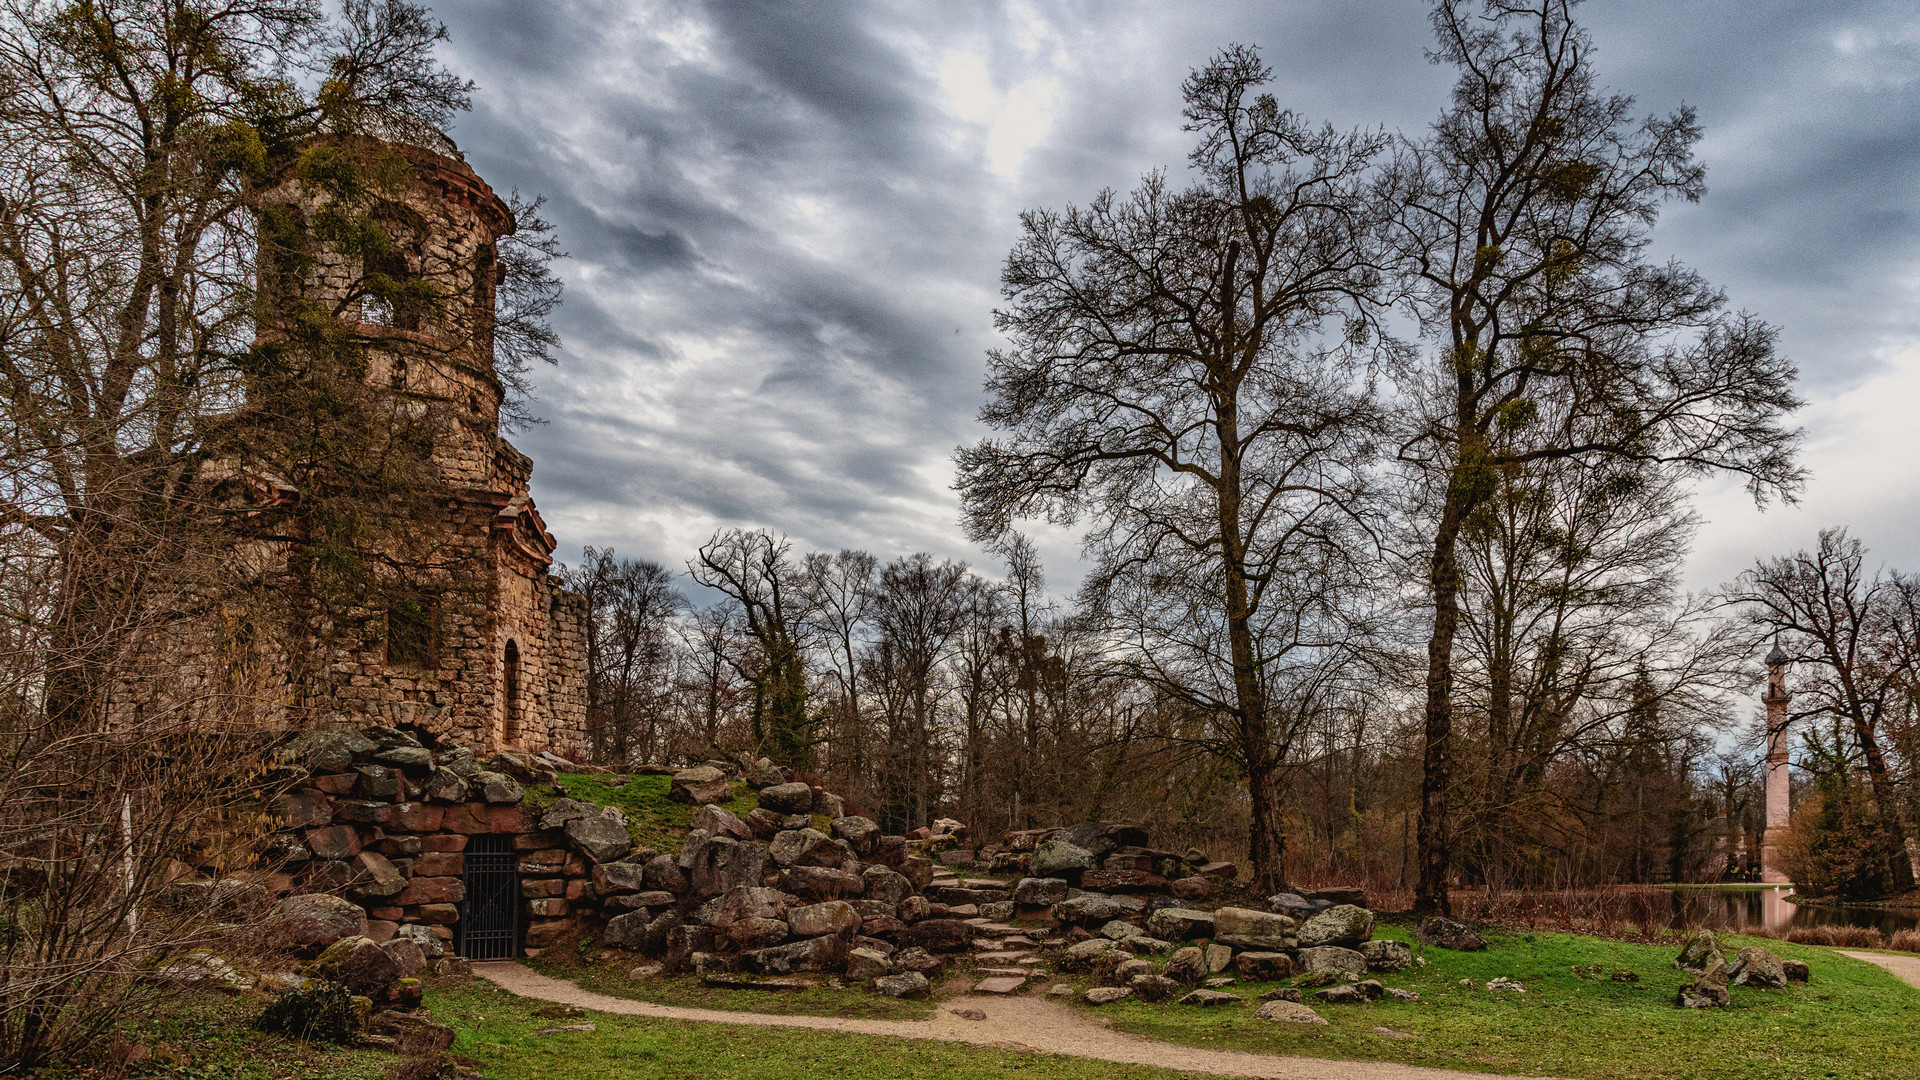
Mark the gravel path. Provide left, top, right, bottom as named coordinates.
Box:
left=1837, top=950, right=1920, bottom=989
left=474, top=962, right=1567, bottom=1080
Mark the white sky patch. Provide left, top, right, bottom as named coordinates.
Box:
left=1688, top=340, right=1920, bottom=590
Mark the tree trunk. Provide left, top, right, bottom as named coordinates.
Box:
left=1416, top=490, right=1468, bottom=915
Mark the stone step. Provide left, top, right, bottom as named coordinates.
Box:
left=972, top=951, right=1035, bottom=964
left=971, top=975, right=1029, bottom=995
left=978, top=966, right=1030, bottom=977
left=968, top=923, right=1023, bottom=938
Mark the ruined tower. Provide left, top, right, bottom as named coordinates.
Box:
left=247, top=129, right=587, bottom=758
left=1760, top=641, right=1792, bottom=884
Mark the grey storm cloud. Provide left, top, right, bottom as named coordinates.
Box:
left=427, top=0, right=1920, bottom=591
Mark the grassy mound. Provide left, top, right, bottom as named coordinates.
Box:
left=1087, top=926, right=1919, bottom=1080
left=555, top=772, right=759, bottom=855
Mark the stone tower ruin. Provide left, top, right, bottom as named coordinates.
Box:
left=243, top=129, right=587, bottom=759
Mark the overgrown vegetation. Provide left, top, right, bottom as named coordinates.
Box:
left=555, top=773, right=757, bottom=855
left=525, top=949, right=937, bottom=1020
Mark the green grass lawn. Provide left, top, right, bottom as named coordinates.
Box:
left=526, top=948, right=939, bottom=1020
left=74, top=988, right=396, bottom=1080
left=430, top=978, right=1227, bottom=1080
left=555, top=772, right=760, bottom=855
left=1086, top=926, right=1920, bottom=1080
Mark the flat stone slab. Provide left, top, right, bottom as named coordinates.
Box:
left=970, top=923, right=1023, bottom=937
left=972, top=976, right=1029, bottom=994
left=700, top=974, right=816, bottom=991
left=973, top=952, right=1034, bottom=964
left=978, top=967, right=1030, bottom=977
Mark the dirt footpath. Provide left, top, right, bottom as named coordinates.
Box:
left=1837, top=950, right=1920, bottom=989
left=475, top=962, right=1568, bottom=1080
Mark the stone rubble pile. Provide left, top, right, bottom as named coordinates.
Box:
left=596, top=761, right=1408, bottom=1008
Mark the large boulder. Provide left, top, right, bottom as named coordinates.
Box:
left=1148, top=907, right=1216, bottom=942
left=564, top=810, right=634, bottom=864
left=1052, top=894, right=1132, bottom=926
left=472, top=771, right=523, bottom=805
left=758, top=782, right=815, bottom=815
left=604, top=910, right=651, bottom=949
left=423, top=767, right=469, bottom=803
left=669, top=766, right=731, bottom=805
left=874, top=971, right=929, bottom=998
left=1234, top=952, right=1294, bottom=980
left=307, top=936, right=399, bottom=998
left=780, top=865, right=865, bottom=900
left=900, top=918, right=973, bottom=952
left=1059, top=822, right=1118, bottom=861
left=1674, top=930, right=1725, bottom=974
left=642, top=854, right=688, bottom=894
left=593, top=860, right=649, bottom=896
left=1360, top=939, right=1412, bottom=973
left=1255, top=999, right=1328, bottom=1025
left=277, top=893, right=367, bottom=951
left=789, top=901, right=861, bottom=938
left=1030, top=839, right=1096, bottom=878
left=1298, top=946, right=1368, bottom=977
left=768, top=828, right=845, bottom=869
left=692, top=804, right=754, bottom=841
left=1163, top=947, right=1207, bottom=985
left=1727, top=945, right=1788, bottom=989
left=1676, top=960, right=1731, bottom=1008
left=725, top=917, right=791, bottom=948
left=1212, top=907, right=1294, bottom=951
left=1417, top=916, right=1488, bottom=951
left=1297, top=905, right=1374, bottom=948
left=690, top=837, right=769, bottom=898
left=1267, top=892, right=1317, bottom=920
left=742, top=934, right=843, bottom=974
left=700, top=886, right=789, bottom=930
left=847, top=947, right=893, bottom=980
left=860, top=865, right=914, bottom=907
left=831, top=816, right=880, bottom=855
left=1013, top=877, right=1068, bottom=906
left=744, top=758, right=786, bottom=789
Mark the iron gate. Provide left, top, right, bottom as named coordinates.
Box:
left=458, top=835, right=520, bottom=960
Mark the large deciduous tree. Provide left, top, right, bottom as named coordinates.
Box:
left=1391, top=0, right=1802, bottom=913
left=957, top=45, right=1388, bottom=892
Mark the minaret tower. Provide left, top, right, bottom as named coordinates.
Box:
left=1760, top=640, right=1792, bottom=884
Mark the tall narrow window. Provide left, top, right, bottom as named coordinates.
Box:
left=503, top=640, right=521, bottom=744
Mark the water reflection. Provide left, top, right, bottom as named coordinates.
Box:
left=1721, top=887, right=1920, bottom=936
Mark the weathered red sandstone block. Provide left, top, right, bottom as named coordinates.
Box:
left=312, top=774, right=357, bottom=796
left=513, top=831, right=560, bottom=851
left=518, top=849, right=568, bottom=872
left=413, top=852, right=464, bottom=877
left=398, top=876, right=465, bottom=905
left=524, top=918, right=576, bottom=949
left=420, top=834, right=468, bottom=853
left=414, top=903, right=458, bottom=925
left=390, top=803, right=444, bottom=832
left=370, top=906, right=404, bottom=920
left=276, top=789, right=333, bottom=829
left=565, top=879, right=586, bottom=901
left=305, top=825, right=361, bottom=860
left=442, top=803, right=490, bottom=834
left=526, top=897, right=569, bottom=918
left=521, top=878, right=566, bottom=899
left=488, top=805, right=529, bottom=833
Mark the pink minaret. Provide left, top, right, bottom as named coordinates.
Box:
left=1760, top=641, right=1792, bottom=884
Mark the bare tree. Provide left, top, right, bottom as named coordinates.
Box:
left=864, top=553, right=969, bottom=833
left=799, top=549, right=877, bottom=782
left=1726, top=529, right=1919, bottom=885
left=957, top=46, right=1388, bottom=891
left=563, top=547, right=683, bottom=766
left=1391, top=0, right=1802, bottom=913
left=690, top=529, right=813, bottom=766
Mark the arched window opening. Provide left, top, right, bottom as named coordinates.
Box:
left=503, top=639, right=521, bottom=744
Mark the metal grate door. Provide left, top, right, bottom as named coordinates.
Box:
left=458, top=835, right=520, bottom=960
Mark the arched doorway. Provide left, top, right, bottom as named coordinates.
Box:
left=502, top=639, right=521, bottom=745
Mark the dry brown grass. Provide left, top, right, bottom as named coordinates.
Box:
left=1888, top=928, right=1920, bottom=953
left=1785, top=925, right=1886, bottom=948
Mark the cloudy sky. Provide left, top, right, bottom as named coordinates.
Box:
left=430, top=0, right=1920, bottom=596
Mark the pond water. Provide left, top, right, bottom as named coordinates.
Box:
left=1685, top=887, right=1920, bottom=936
